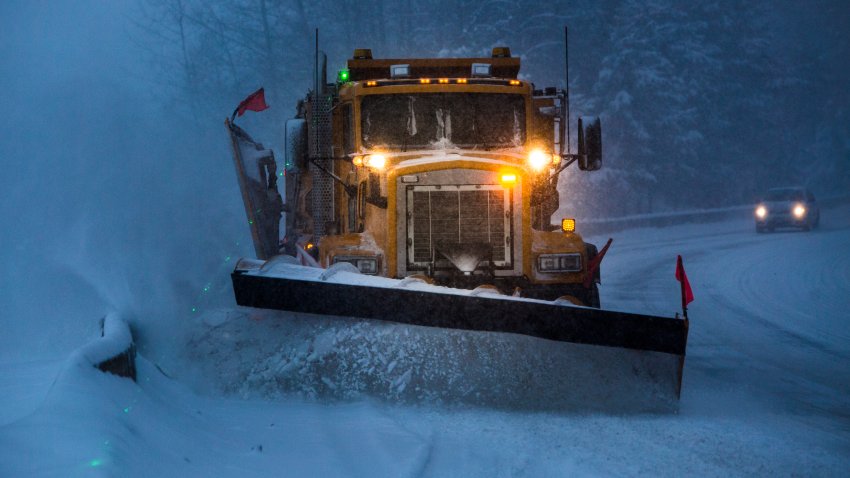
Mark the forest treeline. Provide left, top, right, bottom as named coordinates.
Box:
left=135, top=0, right=849, bottom=216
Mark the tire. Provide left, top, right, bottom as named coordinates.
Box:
left=586, top=283, right=601, bottom=308
left=585, top=243, right=600, bottom=283
left=756, top=225, right=765, bottom=233
left=539, top=283, right=600, bottom=308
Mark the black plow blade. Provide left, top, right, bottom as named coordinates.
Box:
left=230, top=259, right=690, bottom=406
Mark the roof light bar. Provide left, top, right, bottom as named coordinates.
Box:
left=361, top=78, right=520, bottom=87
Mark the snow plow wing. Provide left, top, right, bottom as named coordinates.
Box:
left=231, top=259, right=690, bottom=405
left=226, top=118, right=284, bottom=260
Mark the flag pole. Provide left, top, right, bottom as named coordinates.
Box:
left=676, top=255, right=689, bottom=320
left=673, top=255, right=690, bottom=399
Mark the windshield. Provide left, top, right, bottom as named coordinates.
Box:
left=360, top=93, right=525, bottom=150
left=766, top=188, right=804, bottom=201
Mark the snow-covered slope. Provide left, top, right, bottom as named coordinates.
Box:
left=2, top=204, right=849, bottom=477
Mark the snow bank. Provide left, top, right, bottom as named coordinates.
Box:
left=70, top=313, right=136, bottom=381
left=1, top=354, right=429, bottom=477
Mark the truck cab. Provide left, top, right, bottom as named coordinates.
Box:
left=285, top=47, right=602, bottom=305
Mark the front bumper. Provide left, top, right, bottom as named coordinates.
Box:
left=429, top=273, right=595, bottom=303
left=756, top=213, right=809, bottom=228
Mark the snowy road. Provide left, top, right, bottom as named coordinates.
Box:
left=600, top=205, right=850, bottom=419
left=2, top=204, right=849, bottom=476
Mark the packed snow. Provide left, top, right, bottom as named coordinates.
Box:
left=2, top=203, right=849, bottom=476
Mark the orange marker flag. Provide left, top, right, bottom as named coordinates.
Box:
left=675, top=255, right=694, bottom=317
left=583, top=238, right=613, bottom=288
left=232, top=87, right=269, bottom=121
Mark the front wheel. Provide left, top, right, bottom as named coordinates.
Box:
left=538, top=283, right=600, bottom=308
left=586, top=283, right=601, bottom=308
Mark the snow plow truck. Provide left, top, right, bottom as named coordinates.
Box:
left=225, top=41, right=690, bottom=406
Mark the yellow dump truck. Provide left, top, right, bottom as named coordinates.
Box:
left=226, top=43, right=689, bottom=404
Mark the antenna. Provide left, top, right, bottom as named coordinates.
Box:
left=314, top=28, right=319, bottom=160
left=564, top=25, right=571, bottom=156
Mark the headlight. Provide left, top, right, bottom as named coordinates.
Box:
left=500, top=173, right=517, bottom=185
left=364, top=154, right=386, bottom=170
left=537, top=253, right=582, bottom=272
left=792, top=203, right=806, bottom=218
left=528, top=150, right=550, bottom=171
left=755, top=205, right=767, bottom=219
left=332, top=256, right=379, bottom=275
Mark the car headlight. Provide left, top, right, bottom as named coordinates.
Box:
left=792, top=203, right=806, bottom=218
left=755, top=205, right=767, bottom=219
left=332, top=256, right=379, bottom=275
left=537, top=253, right=582, bottom=272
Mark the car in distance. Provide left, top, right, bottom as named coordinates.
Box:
left=754, top=187, right=820, bottom=232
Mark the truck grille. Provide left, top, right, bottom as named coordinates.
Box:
left=406, top=185, right=511, bottom=267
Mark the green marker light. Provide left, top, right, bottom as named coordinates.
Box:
left=89, top=459, right=103, bottom=468
left=338, top=69, right=350, bottom=83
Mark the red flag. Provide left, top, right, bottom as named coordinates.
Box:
left=583, top=238, right=613, bottom=288
left=235, top=87, right=269, bottom=117
left=675, top=255, right=694, bottom=308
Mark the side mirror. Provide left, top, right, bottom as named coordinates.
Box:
left=577, top=116, right=602, bottom=171
left=285, top=118, right=307, bottom=171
